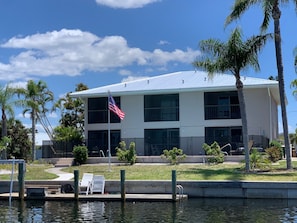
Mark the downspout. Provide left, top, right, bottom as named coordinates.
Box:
left=268, top=88, right=272, bottom=141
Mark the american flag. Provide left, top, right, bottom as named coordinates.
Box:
left=108, top=92, right=125, bottom=120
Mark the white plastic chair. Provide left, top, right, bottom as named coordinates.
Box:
left=79, top=173, right=94, bottom=195
left=93, top=175, right=105, bottom=194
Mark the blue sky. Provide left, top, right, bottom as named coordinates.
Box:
left=0, top=0, right=296, bottom=144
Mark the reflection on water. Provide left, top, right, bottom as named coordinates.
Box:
left=1, top=198, right=297, bottom=222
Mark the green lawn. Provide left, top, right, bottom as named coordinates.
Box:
left=64, top=160, right=297, bottom=181
left=1, top=161, right=297, bottom=181
left=0, top=164, right=57, bottom=180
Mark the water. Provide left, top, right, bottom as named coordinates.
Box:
left=1, top=198, right=297, bottom=223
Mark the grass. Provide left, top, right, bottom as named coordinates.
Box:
left=63, top=160, right=297, bottom=181
left=0, top=164, right=57, bottom=180
left=1, top=160, right=297, bottom=181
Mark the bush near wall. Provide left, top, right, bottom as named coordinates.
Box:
left=73, top=145, right=88, bottom=165
left=202, top=141, right=225, bottom=164
left=161, top=147, right=186, bottom=165
left=116, top=141, right=137, bottom=165
left=265, top=140, right=283, bottom=162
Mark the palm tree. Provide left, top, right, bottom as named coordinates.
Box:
left=225, top=0, right=293, bottom=170
left=0, top=84, right=17, bottom=159
left=16, top=80, right=54, bottom=161
left=0, top=84, right=17, bottom=136
left=193, top=28, right=272, bottom=172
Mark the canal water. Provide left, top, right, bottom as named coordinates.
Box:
left=1, top=198, right=297, bottom=222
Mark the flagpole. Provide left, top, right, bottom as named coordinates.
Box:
left=108, top=102, right=111, bottom=172
left=107, top=91, right=125, bottom=171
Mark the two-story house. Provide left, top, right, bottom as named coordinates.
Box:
left=70, top=70, right=280, bottom=156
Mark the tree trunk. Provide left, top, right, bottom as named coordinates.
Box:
left=236, top=76, right=250, bottom=172
left=2, top=109, right=7, bottom=137
left=273, top=4, right=292, bottom=169
left=1, top=108, right=7, bottom=159
left=31, top=110, right=36, bottom=161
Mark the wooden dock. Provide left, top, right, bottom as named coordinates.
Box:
left=0, top=192, right=188, bottom=202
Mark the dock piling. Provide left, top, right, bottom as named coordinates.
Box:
left=120, top=170, right=125, bottom=201
left=18, top=162, right=25, bottom=200
left=74, top=170, right=79, bottom=200
left=172, top=170, right=176, bottom=201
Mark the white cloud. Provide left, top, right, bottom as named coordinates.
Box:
left=17, top=112, right=30, bottom=119
left=0, top=29, right=200, bottom=81
left=8, top=81, right=27, bottom=88
left=95, top=0, right=161, bottom=9
left=151, top=48, right=200, bottom=65
left=121, top=75, right=149, bottom=83
left=158, top=40, right=170, bottom=45
left=48, top=112, right=58, bottom=118
left=119, top=69, right=133, bottom=76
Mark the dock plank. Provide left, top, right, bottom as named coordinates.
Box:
left=0, top=192, right=187, bottom=202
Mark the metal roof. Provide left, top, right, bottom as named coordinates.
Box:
left=70, top=70, right=280, bottom=103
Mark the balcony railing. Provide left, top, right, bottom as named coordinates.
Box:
left=205, top=105, right=240, bottom=120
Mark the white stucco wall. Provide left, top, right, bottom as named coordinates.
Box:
left=84, top=88, right=278, bottom=143
left=244, top=88, right=276, bottom=139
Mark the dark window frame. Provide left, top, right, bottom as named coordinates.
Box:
left=144, top=128, right=180, bottom=155
left=205, top=126, right=242, bottom=152
left=144, top=94, right=179, bottom=122
left=88, top=97, right=122, bottom=124
left=204, top=91, right=240, bottom=120
left=87, top=130, right=121, bottom=156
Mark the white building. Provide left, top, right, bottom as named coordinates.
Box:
left=70, top=70, right=280, bottom=156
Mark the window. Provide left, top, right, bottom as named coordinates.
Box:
left=88, top=97, right=122, bottom=123
left=144, top=128, right=180, bottom=155
left=204, top=91, right=240, bottom=120
left=205, top=127, right=242, bottom=150
left=87, top=130, right=121, bottom=156
left=144, top=94, right=179, bottom=122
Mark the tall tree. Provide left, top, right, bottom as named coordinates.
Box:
left=291, top=79, right=297, bottom=149
left=193, top=28, right=272, bottom=172
left=225, top=0, right=293, bottom=169
left=53, top=83, right=87, bottom=135
left=6, top=118, right=31, bottom=160
left=0, top=84, right=17, bottom=159
left=16, top=80, right=54, bottom=161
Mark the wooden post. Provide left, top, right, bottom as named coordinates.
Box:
left=74, top=170, right=79, bottom=200
left=172, top=170, right=176, bottom=201
left=18, top=162, right=25, bottom=200
left=120, top=169, right=125, bottom=201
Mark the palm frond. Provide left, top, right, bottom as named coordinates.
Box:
left=225, top=0, right=252, bottom=26
left=194, top=27, right=269, bottom=78
left=261, top=0, right=273, bottom=32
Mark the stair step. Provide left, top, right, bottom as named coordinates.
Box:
left=54, top=164, right=71, bottom=167
left=54, top=158, right=73, bottom=167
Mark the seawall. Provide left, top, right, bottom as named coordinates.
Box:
left=1, top=180, right=297, bottom=199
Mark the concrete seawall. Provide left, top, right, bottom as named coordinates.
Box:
left=2, top=180, right=297, bottom=199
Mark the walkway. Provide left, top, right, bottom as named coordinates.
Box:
left=45, top=167, right=74, bottom=181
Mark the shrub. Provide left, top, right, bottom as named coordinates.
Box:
left=265, top=147, right=282, bottom=162
left=250, top=149, right=271, bottom=171
left=266, top=140, right=283, bottom=162
left=161, top=147, right=186, bottom=165
left=202, top=141, right=224, bottom=164
left=73, top=145, right=88, bottom=165
left=116, top=141, right=137, bottom=165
